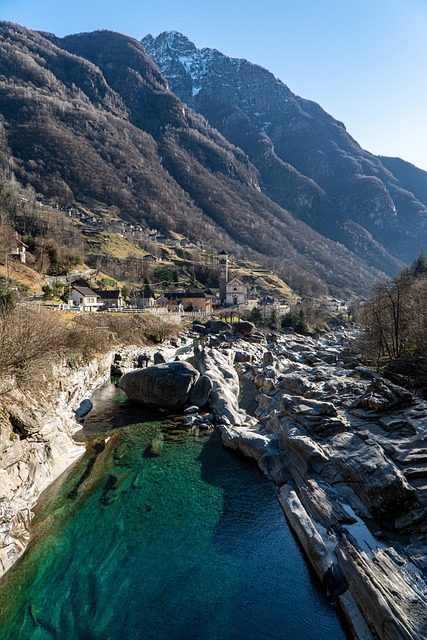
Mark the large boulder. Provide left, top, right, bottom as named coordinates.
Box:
left=234, top=321, right=255, bottom=335
left=118, top=361, right=199, bottom=409
left=206, top=320, right=232, bottom=334
left=153, top=352, right=167, bottom=364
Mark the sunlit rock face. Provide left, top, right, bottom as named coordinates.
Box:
left=0, top=352, right=114, bottom=578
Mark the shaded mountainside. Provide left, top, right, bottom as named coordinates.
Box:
left=142, top=31, right=427, bottom=271
left=0, top=23, right=390, bottom=296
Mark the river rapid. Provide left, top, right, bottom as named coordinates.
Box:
left=0, top=383, right=348, bottom=640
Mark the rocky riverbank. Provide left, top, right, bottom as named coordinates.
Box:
left=2, top=320, right=427, bottom=639
left=111, top=323, right=427, bottom=638
left=0, top=353, right=115, bottom=577
left=194, top=328, right=427, bottom=640
left=0, top=339, right=185, bottom=579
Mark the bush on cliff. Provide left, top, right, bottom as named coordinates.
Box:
left=0, top=306, right=180, bottom=388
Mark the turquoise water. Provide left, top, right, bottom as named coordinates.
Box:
left=0, top=386, right=348, bottom=640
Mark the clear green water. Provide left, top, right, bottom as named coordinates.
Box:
left=0, top=386, right=347, bottom=640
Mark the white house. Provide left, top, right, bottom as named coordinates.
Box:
left=10, top=234, right=28, bottom=264
left=226, top=277, right=247, bottom=306
left=70, top=285, right=102, bottom=312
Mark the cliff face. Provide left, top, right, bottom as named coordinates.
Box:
left=0, top=353, right=113, bottom=577
left=142, top=31, right=427, bottom=271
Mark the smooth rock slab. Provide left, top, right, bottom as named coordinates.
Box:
left=118, top=362, right=199, bottom=409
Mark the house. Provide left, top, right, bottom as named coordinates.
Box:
left=131, top=288, right=156, bottom=309
left=70, top=285, right=102, bottom=312
left=163, top=291, right=212, bottom=313
left=226, top=277, right=247, bottom=306
left=206, top=288, right=221, bottom=308
left=100, top=290, right=125, bottom=309
left=181, top=291, right=212, bottom=312
left=162, top=292, right=183, bottom=312
left=155, top=295, right=170, bottom=309
left=10, top=234, right=28, bottom=264
left=259, top=296, right=275, bottom=307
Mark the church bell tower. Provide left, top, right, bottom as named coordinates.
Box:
left=218, top=250, right=229, bottom=304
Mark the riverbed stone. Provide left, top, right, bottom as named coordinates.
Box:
left=234, top=321, right=255, bottom=335
left=217, top=330, right=427, bottom=637
left=118, top=361, right=199, bottom=409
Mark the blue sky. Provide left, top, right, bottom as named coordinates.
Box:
left=1, top=0, right=427, bottom=170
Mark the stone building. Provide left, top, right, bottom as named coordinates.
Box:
left=226, top=277, right=247, bottom=306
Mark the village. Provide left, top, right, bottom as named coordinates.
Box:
left=43, top=249, right=282, bottom=318
left=0, top=195, right=352, bottom=330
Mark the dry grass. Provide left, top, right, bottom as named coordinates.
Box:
left=0, top=307, right=180, bottom=389
left=0, top=261, right=46, bottom=295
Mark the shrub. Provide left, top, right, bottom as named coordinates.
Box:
left=249, top=307, right=264, bottom=325
left=281, top=308, right=308, bottom=333
left=0, top=306, right=67, bottom=381
left=0, top=305, right=181, bottom=389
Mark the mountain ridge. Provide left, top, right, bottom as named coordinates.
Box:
left=142, top=31, right=427, bottom=270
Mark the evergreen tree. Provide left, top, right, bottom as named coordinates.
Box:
left=413, top=250, right=427, bottom=277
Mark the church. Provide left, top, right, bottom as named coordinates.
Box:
left=218, top=250, right=247, bottom=306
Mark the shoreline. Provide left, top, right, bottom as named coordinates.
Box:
left=0, top=340, right=183, bottom=579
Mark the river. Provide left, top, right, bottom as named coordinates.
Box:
left=0, top=383, right=348, bottom=639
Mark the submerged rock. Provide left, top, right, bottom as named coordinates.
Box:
left=74, top=399, right=93, bottom=422
left=148, top=432, right=164, bottom=457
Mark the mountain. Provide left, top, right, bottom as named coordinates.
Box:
left=0, top=22, right=391, bottom=296
left=142, top=31, right=427, bottom=270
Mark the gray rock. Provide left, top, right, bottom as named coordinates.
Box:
left=234, top=321, right=255, bottom=335
left=279, top=373, right=319, bottom=398
left=153, top=352, right=167, bottom=364
left=280, top=395, right=338, bottom=419
left=189, top=374, right=213, bottom=408
left=226, top=330, right=427, bottom=637
left=206, top=320, right=232, bottom=334
left=148, top=432, right=164, bottom=456
left=136, top=353, right=151, bottom=368
left=262, top=350, right=274, bottom=366
left=118, top=361, right=199, bottom=409
left=7, top=407, right=40, bottom=438
left=192, top=322, right=206, bottom=335
left=110, top=364, right=123, bottom=377
left=234, top=350, right=251, bottom=363
left=184, top=405, right=199, bottom=414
